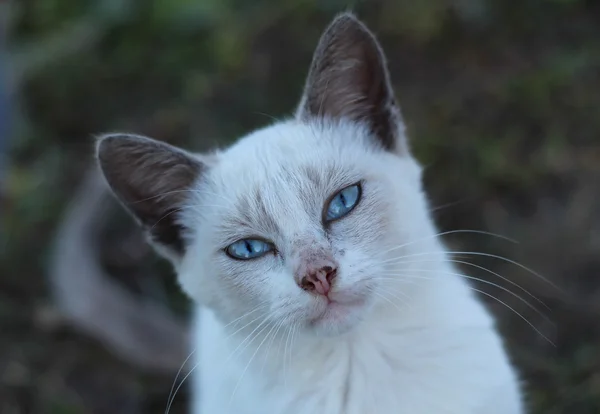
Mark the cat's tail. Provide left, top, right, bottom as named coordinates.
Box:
left=48, top=166, right=190, bottom=373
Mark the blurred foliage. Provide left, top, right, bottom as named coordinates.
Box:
left=2, top=0, right=600, bottom=413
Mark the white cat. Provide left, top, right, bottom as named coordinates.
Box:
left=96, top=12, right=524, bottom=414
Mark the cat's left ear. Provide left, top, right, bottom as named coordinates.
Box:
left=96, top=134, right=206, bottom=263
left=296, top=12, right=407, bottom=154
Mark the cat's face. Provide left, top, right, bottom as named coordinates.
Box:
left=178, top=120, right=426, bottom=336
left=97, top=13, right=433, bottom=337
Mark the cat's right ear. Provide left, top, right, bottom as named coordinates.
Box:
left=96, top=134, right=205, bottom=262
left=296, top=12, right=407, bottom=154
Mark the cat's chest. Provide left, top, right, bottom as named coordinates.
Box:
left=205, top=344, right=401, bottom=414
left=196, top=311, right=482, bottom=414
left=212, top=342, right=480, bottom=414
left=258, top=345, right=412, bottom=414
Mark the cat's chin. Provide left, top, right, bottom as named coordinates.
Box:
left=306, top=297, right=368, bottom=337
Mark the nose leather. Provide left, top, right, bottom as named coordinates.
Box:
left=291, top=240, right=339, bottom=295
left=297, top=263, right=338, bottom=296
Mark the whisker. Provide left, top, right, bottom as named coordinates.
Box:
left=165, top=364, right=196, bottom=414
left=213, top=311, right=281, bottom=404
left=380, top=250, right=560, bottom=291
left=164, top=347, right=196, bottom=414
left=379, top=257, right=550, bottom=311
left=285, top=322, right=298, bottom=387
left=228, top=320, right=280, bottom=407
left=289, top=322, right=299, bottom=381
left=470, top=287, right=556, bottom=346
left=223, top=307, right=271, bottom=341
left=380, top=288, right=414, bottom=311
left=450, top=259, right=550, bottom=310
left=375, top=229, right=518, bottom=259
left=253, top=111, right=282, bottom=123
left=224, top=312, right=276, bottom=365
left=188, top=189, right=237, bottom=205
left=150, top=203, right=228, bottom=232
left=260, top=319, right=285, bottom=375
left=372, top=270, right=552, bottom=324
left=428, top=198, right=472, bottom=214
left=376, top=284, right=414, bottom=309
left=283, top=322, right=293, bottom=387
left=368, top=272, right=555, bottom=346
left=367, top=287, right=408, bottom=314
left=166, top=306, right=271, bottom=413
left=222, top=302, right=270, bottom=331
left=127, top=188, right=231, bottom=205
left=448, top=251, right=558, bottom=289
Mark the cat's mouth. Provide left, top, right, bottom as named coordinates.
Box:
left=307, top=294, right=368, bottom=328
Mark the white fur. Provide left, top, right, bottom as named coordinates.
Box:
left=93, top=14, right=524, bottom=412
left=172, top=120, right=524, bottom=413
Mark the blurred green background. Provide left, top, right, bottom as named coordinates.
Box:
left=1, top=0, right=600, bottom=413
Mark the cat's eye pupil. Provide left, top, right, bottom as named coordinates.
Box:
left=226, top=238, right=273, bottom=260
left=324, top=183, right=361, bottom=223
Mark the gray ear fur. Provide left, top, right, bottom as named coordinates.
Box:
left=296, top=12, right=406, bottom=153
left=96, top=134, right=204, bottom=260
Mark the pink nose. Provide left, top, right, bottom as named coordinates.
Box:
left=298, top=266, right=337, bottom=296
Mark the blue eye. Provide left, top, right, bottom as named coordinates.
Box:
left=325, top=183, right=362, bottom=222
left=226, top=239, right=274, bottom=260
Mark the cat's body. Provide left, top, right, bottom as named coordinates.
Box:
left=97, top=13, right=524, bottom=414
left=188, top=121, right=522, bottom=414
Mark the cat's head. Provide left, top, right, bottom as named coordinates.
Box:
left=97, top=13, right=437, bottom=337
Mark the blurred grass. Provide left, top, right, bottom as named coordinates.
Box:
left=2, top=0, right=600, bottom=413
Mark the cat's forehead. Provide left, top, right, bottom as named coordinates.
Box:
left=213, top=121, right=371, bottom=190
left=215, top=123, right=366, bottom=195
left=211, top=121, right=361, bottom=187
left=201, top=121, right=373, bottom=235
